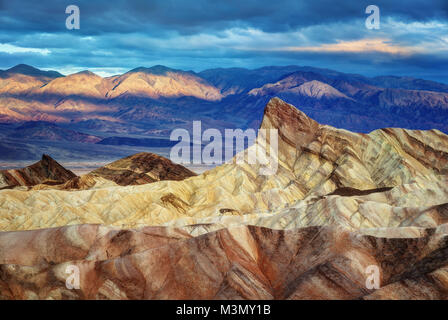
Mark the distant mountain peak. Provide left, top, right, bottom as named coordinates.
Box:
left=8, top=64, right=37, bottom=73
left=4, top=64, right=63, bottom=78
left=41, top=153, right=53, bottom=162
left=40, top=153, right=64, bottom=168
left=89, top=152, right=197, bottom=186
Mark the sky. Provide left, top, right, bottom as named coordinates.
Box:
left=0, top=0, right=447, bottom=82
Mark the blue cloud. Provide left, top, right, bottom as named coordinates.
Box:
left=0, top=0, right=446, bottom=82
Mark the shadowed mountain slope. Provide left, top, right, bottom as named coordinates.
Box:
left=30, top=152, right=197, bottom=191
left=0, top=154, right=76, bottom=189
left=11, top=121, right=102, bottom=143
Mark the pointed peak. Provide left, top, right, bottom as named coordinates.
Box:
left=260, top=98, right=320, bottom=147
left=262, top=97, right=315, bottom=124
left=41, top=154, right=64, bottom=165
left=127, top=65, right=186, bottom=76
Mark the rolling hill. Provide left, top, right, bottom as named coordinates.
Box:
left=1, top=98, right=448, bottom=299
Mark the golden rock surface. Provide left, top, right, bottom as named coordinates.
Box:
left=0, top=98, right=447, bottom=231
left=1, top=98, right=448, bottom=300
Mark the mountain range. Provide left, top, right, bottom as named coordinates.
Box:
left=1, top=63, right=448, bottom=160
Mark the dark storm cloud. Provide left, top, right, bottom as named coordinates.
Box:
left=0, top=0, right=447, bottom=35
left=0, top=0, right=446, bottom=82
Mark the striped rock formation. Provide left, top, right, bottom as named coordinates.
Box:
left=87, top=152, right=197, bottom=186
left=1, top=224, right=448, bottom=299
left=0, top=154, right=76, bottom=190
left=0, top=98, right=448, bottom=299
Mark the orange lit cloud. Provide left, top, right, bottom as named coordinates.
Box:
left=273, top=39, right=421, bottom=55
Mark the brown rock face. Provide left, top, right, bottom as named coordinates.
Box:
left=0, top=154, right=76, bottom=189
left=0, top=98, right=448, bottom=299
left=88, top=152, right=197, bottom=186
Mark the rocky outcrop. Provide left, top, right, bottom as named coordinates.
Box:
left=0, top=154, right=76, bottom=189
left=1, top=98, right=446, bottom=230
left=30, top=152, right=197, bottom=191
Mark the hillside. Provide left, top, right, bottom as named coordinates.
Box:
left=0, top=98, right=448, bottom=299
